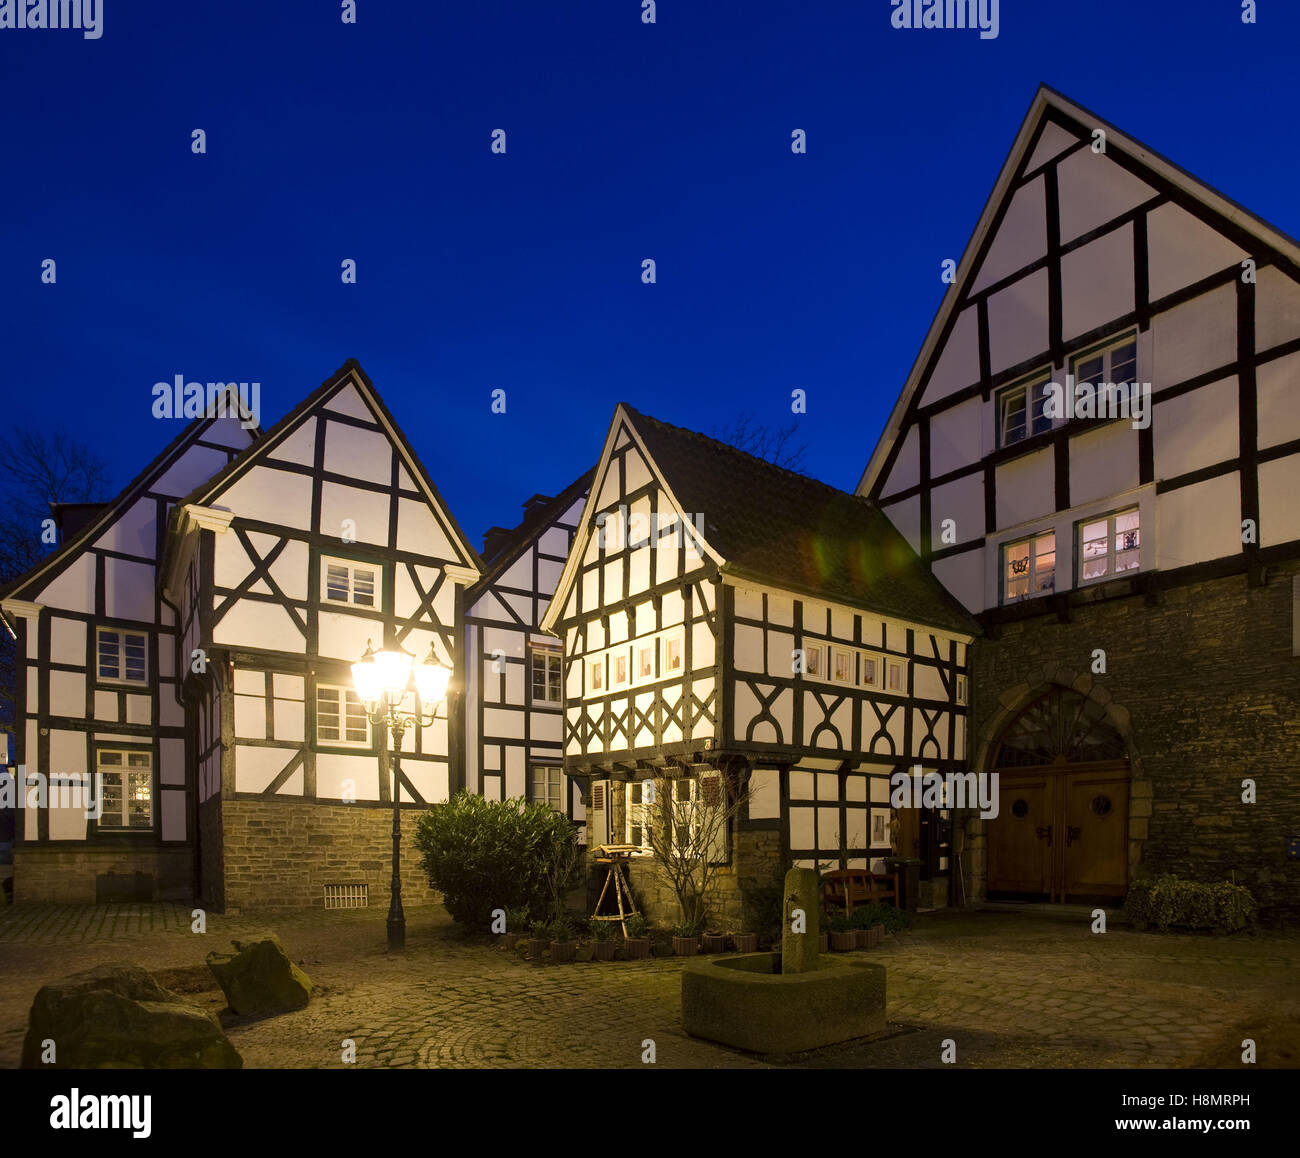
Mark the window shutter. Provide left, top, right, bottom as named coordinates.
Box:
left=588, top=780, right=610, bottom=848
left=700, top=771, right=729, bottom=866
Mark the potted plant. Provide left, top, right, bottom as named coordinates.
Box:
left=818, top=906, right=832, bottom=954
left=624, top=914, right=651, bottom=960
left=528, top=918, right=550, bottom=961
left=849, top=905, right=878, bottom=949
left=672, top=919, right=702, bottom=957
left=549, top=916, right=577, bottom=963
left=503, top=906, right=529, bottom=950
left=701, top=927, right=726, bottom=954
left=590, top=919, right=617, bottom=961
left=828, top=913, right=856, bottom=951
left=730, top=929, right=757, bottom=953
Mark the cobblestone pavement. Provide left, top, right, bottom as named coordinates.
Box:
left=1, top=902, right=1296, bottom=1069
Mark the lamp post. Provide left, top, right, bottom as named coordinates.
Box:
left=351, top=639, right=452, bottom=953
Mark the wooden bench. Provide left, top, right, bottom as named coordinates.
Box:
left=822, top=868, right=900, bottom=916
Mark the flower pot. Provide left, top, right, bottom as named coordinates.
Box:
left=818, top=933, right=829, bottom=954
left=574, top=943, right=593, bottom=963
left=550, top=940, right=577, bottom=963
left=701, top=933, right=726, bottom=954
left=591, top=940, right=617, bottom=961
left=624, top=937, right=651, bottom=960
left=502, top=932, right=523, bottom=949
left=871, top=925, right=885, bottom=947
left=672, top=936, right=700, bottom=957
left=830, top=931, right=856, bottom=952
left=853, top=928, right=870, bottom=949
left=527, top=939, right=550, bottom=960
left=731, top=933, right=757, bottom=953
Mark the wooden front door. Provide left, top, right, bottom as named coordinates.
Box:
left=985, top=687, right=1131, bottom=903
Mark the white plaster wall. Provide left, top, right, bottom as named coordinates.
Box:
left=1061, top=225, right=1134, bottom=340
left=1153, top=376, right=1239, bottom=480
left=1155, top=473, right=1242, bottom=569
left=987, top=268, right=1050, bottom=374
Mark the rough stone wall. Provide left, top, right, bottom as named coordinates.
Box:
left=218, top=798, right=439, bottom=913
left=12, top=847, right=191, bottom=904
left=964, top=560, right=1300, bottom=918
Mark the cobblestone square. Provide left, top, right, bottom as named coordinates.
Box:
left=2, top=903, right=1296, bottom=1069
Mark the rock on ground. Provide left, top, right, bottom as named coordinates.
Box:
left=206, top=934, right=313, bottom=1017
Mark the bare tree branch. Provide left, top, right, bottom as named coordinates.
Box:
left=711, top=413, right=809, bottom=474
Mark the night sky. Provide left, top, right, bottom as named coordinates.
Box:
left=3, top=0, right=1297, bottom=546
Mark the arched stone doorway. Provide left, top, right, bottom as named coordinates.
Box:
left=979, top=680, right=1139, bottom=903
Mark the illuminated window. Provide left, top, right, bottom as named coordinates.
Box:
left=589, top=657, right=605, bottom=693
left=832, top=648, right=854, bottom=684
left=96, top=749, right=153, bottom=829
left=529, top=645, right=562, bottom=704
left=804, top=644, right=825, bottom=678
left=1078, top=508, right=1140, bottom=584
left=887, top=660, right=907, bottom=693
left=1003, top=531, right=1056, bottom=603
left=316, top=685, right=370, bottom=746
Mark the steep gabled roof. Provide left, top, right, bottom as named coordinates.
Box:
left=625, top=406, right=977, bottom=635
left=0, top=389, right=260, bottom=610
left=467, top=468, right=594, bottom=602
left=543, top=403, right=976, bottom=637
left=857, top=83, right=1300, bottom=497
left=169, top=359, right=483, bottom=576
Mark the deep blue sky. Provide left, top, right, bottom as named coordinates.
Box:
left=3, top=0, right=1297, bottom=548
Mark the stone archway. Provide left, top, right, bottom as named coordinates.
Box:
left=960, top=666, right=1149, bottom=904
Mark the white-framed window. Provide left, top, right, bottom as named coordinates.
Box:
left=588, top=656, right=605, bottom=693
left=529, top=764, right=565, bottom=813
left=97, top=628, right=148, bottom=684
left=322, top=557, right=379, bottom=608
left=832, top=647, right=854, bottom=684
left=529, top=645, right=562, bottom=704
left=670, top=777, right=699, bottom=853
left=612, top=649, right=630, bottom=689
left=662, top=630, right=684, bottom=676
left=886, top=659, right=907, bottom=693
left=804, top=643, right=826, bottom=678
left=1077, top=507, right=1140, bottom=585
left=635, top=639, right=656, bottom=683
left=1003, top=531, right=1056, bottom=603
left=316, top=684, right=371, bottom=746
left=997, top=372, right=1054, bottom=447
left=860, top=652, right=882, bottom=690
left=956, top=675, right=968, bottom=705
left=1072, top=334, right=1139, bottom=398
left=625, top=781, right=653, bottom=853
left=96, top=749, right=153, bottom=830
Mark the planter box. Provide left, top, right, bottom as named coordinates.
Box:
left=731, top=933, right=757, bottom=953
left=502, top=932, right=523, bottom=949
left=852, top=929, right=870, bottom=949
left=591, top=940, right=617, bottom=961
left=672, top=936, right=700, bottom=957
left=818, top=933, right=829, bottom=954
left=701, top=934, right=727, bottom=954
left=624, top=938, right=651, bottom=960
left=871, top=925, right=885, bottom=947
left=527, top=939, right=550, bottom=960
left=550, top=941, right=577, bottom=964
left=829, top=931, right=856, bottom=952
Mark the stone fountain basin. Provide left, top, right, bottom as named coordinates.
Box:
left=681, top=952, right=886, bottom=1054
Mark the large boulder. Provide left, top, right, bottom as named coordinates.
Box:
left=206, top=934, right=313, bottom=1016
left=21, top=962, right=242, bottom=1069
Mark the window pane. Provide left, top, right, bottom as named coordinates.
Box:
left=100, top=771, right=123, bottom=825
left=325, top=564, right=350, bottom=602
left=889, top=663, right=904, bottom=691
left=128, top=772, right=152, bottom=827
left=862, top=657, right=878, bottom=686
left=806, top=646, right=823, bottom=676
left=317, top=688, right=341, bottom=740
left=124, top=634, right=147, bottom=682
left=352, top=568, right=376, bottom=607
left=1081, top=519, right=1109, bottom=581
left=99, top=631, right=120, bottom=679
left=1001, top=390, right=1027, bottom=444
left=1076, top=356, right=1103, bottom=383
left=1005, top=541, right=1031, bottom=600
left=1035, top=534, right=1056, bottom=593
left=1030, top=381, right=1054, bottom=435
left=834, top=651, right=852, bottom=681
left=665, top=638, right=682, bottom=672
left=547, top=660, right=562, bottom=702
left=638, top=646, right=654, bottom=678
left=1111, top=342, right=1137, bottom=385
left=1114, top=509, right=1140, bottom=572
left=343, top=691, right=368, bottom=743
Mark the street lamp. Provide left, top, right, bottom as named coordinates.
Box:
left=351, top=639, right=452, bottom=952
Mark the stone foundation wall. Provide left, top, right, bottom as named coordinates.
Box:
left=218, top=798, right=439, bottom=912
left=12, top=847, right=192, bottom=904
left=965, top=560, right=1300, bottom=918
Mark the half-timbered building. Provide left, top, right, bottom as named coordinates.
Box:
left=0, top=392, right=257, bottom=903
left=541, top=405, right=977, bottom=925
left=860, top=87, right=1300, bottom=915
left=462, top=472, right=592, bottom=828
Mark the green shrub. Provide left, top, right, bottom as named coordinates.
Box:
left=1125, top=874, right=1257, bottom=933
left=829, top=913, right=852, bottom=934
left=742, top=885, right=783, bottom=944
left=590, top=920, right=611, bottom=942
left=625, top=914, right=647, bottom=939
left=505, top=907, right=531, bottom=934
left=549, top=916, right=574, bottom=943
left=529, top=919, right=550, bottom=941
left=413, top=791, right=583, bottom=928
left=673, top=919, right=703, bottom=939
left=851, top=902, right=909, bottom=932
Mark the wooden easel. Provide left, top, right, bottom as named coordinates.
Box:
left=590, top=844, right=640, bottom=937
